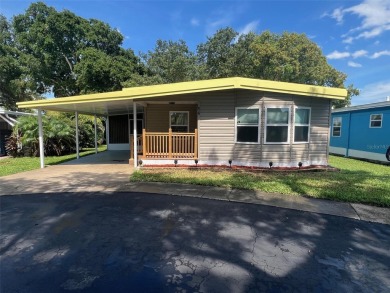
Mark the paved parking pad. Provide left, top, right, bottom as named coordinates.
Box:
left=1, top=192, right=389, bottom=292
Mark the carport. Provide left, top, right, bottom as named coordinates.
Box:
left=17, top=88, right=142, bottom=168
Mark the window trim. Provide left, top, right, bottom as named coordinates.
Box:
left=235, top=107, right=260, bottom=144
left=332, top=116, right=342, bottom=137
left=264, top=106, right=291, bottom=145
left=293, top=107, right=311, bottom=144
left=169, top=111, right=189, bottom=132
left=369, top=113, right=383, bottom=128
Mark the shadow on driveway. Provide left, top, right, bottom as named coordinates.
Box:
left=1, top=192, right=389, bottom=292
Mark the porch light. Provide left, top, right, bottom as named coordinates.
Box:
left=298, top=162, right=303, bottom=168
left=228, top=159, right=232, bottom=168
left=269, top=161, right=273, bottom=168
left=195, top=159, right=198, bottom=166
left=174, top=159, right=178, bottom=166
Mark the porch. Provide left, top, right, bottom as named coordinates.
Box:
left=131, top=128, right=198, bottom=160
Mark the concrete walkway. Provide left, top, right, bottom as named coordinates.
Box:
left=0, top=151, right=388, bottom=225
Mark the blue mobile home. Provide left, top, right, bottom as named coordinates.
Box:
left=329, top=101, right=390, bottom=163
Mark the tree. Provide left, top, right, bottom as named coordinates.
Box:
left=197, top=27, right=238, bottom=78
left=11, top=2, right=140, bottom=98
left=142, top=39, right=199, bottom=84
left=0, top=15, right=39, bottom=109
left=195, top=28, right=356, bottom=106
left=75, top=48, right=138, bottom=94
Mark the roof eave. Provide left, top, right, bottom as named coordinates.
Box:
left=17, top=77, right=347, bottom=110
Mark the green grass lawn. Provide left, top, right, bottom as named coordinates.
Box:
left=131, top=155, right=390, bottom=207
left=0, top=145, right=107, bottom=177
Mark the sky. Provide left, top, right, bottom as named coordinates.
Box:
left=1, top=0, right=390, bottom=105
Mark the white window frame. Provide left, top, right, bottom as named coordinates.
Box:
left=169, top=111, right=189, bottom=132
left=332, top=117, right=342, bottom=137
left=264, top=106, right=291, bottom=145
left=293, top=107, right=311, bottom=144
left=235, top=107, right=261, bottom=144
left=369, top=114, right=382, bottom=128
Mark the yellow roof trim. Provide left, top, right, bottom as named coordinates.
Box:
left=17, top=77, right=347, bottom=109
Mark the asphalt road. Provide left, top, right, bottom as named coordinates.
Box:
left=1, top=192, right=389, bottom=292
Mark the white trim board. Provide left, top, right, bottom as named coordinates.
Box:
left=329, top=146, right=347, bottom=156
left=348, top=149, right=389, bottom=163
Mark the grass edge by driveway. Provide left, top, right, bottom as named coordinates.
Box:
left=0, top=145, right=107, bottom=177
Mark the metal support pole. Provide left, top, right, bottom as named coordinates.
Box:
left=38, top=109, right=45, bottom=169
left=75, top=111, right=79, bottom=159
left=94, top=115, right=98, bottom=154
left=106, top=116, right=109, bottom=150
left=133, top=102, right=137, bottom=168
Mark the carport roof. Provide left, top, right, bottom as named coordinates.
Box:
left=17, top=77, right=347, bottom=116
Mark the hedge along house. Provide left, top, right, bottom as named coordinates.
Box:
left=17, top=77, right=347, bottom=169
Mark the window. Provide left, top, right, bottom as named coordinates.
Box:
left=370, top=114, right=382, bottom=128
left=332, top=117, right=342, bottom=137
left=265, top=107, right=290, bottom=143
left=294, top=108, right=310, bottom=143
left=235, top=108, right=260, bottom=143
left=170, top=111, right=189, bottom=132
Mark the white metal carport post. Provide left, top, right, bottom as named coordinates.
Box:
left=94, top=115, right=98, bottom=154
left=75, top=111, right=79, bottom=159
left=38, top=109, right=45, bottom=168
left=133, top=102, right=137, bottom=168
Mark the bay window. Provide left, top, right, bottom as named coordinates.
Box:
left=235, top=108, right=260, bottom=143
left=294, top=108, right=311, bottom=143
left=265, top=107, right=290, bottom=143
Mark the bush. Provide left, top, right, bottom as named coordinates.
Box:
left=5, top=134, right=21, bottom=157
left=13, top=114, right=75, bottom=156
left=10, top=112, right=105, bottom=157
left=76, top=114, right=105, bottom=148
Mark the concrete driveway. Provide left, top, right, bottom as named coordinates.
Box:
left=0, top=151, right=133, bottom=195
left=1, top=191, right=389, bottom=292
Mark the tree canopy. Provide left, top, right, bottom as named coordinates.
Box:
left=1, top=2, right=142, bottom=109
left=1, top=2, right=357, bottom=109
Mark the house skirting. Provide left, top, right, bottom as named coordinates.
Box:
left=329, top=146, right=389, bottom=163
left=140, top=159, right=327, bottom=168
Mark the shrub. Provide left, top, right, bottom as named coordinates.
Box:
left=13, top=114, right=75, bottom=156
left=5, top=134, right=21, bottom=157
left=11, top=112, right=105, bottom=157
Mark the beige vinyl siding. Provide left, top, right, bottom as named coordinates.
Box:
left=197, top=91, right=235, bottom=161
left=308, top=99, right=331, bottom=163
left=139, top=89, right=331, bottom=166
left=145, top=104, right=197, bottom=132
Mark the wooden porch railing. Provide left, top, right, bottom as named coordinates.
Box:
left=129, top=135, right=143, bottom=159
left=140, top=128, right=198, bottom=159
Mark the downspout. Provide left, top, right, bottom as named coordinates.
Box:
left=37, top=109, right=45, bottom=168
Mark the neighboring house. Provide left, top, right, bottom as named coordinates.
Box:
left=0, top=108, right=31, bottom=156
left=0, top=108, right=36, bottom=156
left=17, top=77, right=347, bottom=168
left=330, top=101, right=390, bottom=163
